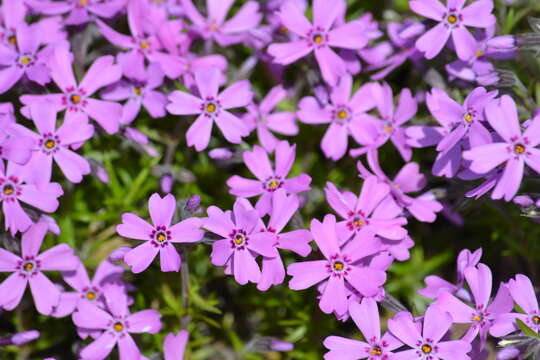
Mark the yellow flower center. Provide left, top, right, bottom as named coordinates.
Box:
left=24, top=262, right=34, bottom=272
left=384, top=125, right=393, bottom=133
left=472, top=314, right=482, bottom=321
left=337, top=110, right=348, bottom=120
left=8, top=36, right=16, bottom=45
left=353, top=218, right=363, bottom=227
left=20, top=56, right=31, bottom=65
left=134, top=87, right=142, bottom=96
left=475, top=49, right=484, bottom=57
left=45, top=139, right=56, bottom=149
left=79, top=0, right=87, bottom=5
left=370, top=346, right=382, bottom=356
left=313, top=34, right=323, bottom=44
left=156, top=232, right=167, bottom=242
left=279, top=26, right=289, bottom=35
left=234, top=234, right=245, bottom=245
left=268, top=180, right=279, bottom=189
left=421, top=344, right=432, bottom=354
left=533, top=316, right=540, bottom=325
left=86, top=291, right=96, bottom=300
left=333, top=261, right=344, bottom=271
left=113, top=322, right=124, bottom=332
left=139, top=41, right=149, bottom=50
left=514, top=144, right=525, bottom=154
left=70, top=94, right=81, bottom=104
left=3, top=185, right=14, bottom=195
left=206, top=103, right=216, bottom=113
left=464, top=113, right=473, bottom=123
left=447, top=15, right=457, bottom=24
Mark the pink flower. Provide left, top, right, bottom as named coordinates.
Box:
left=410, top=0, right=496, bottom=60
left=20, top=46, right=122, bottom=134
left=243, top=85, right=298, bottom=152
left=268, top=0, right=370, bottom=85
left=287, top=214, right=387, bottom=315
left=181, top=0, right=262, bottom=46
left=227, top=141, right=312, bottom=215
left=116, top=193, right=204, bottom=273
left=0, top=222, right=79, bottom=314
left=297, top=76, right=378, bottom=160
left=463, top=95, right=540, bottom=201
left=10, top=104, right=94, bottom=183
left=164, top=330, right=189, bottom=360
left=72, top=283, right=162, bottom=360
left=0, top=161, right=63, bottom=235
left=323, top=298, right=403, bottom=359
left=0, top=106, right=34, bottom=165
left=204, top=198, right=278, bottom=285
left=167, top=67, right=253, bottom=151
left=26, top=0, right=126, bottom=26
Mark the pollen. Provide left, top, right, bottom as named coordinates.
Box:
left=353, top=218, right=363, bottom=227
left=139, top=41, right=149, bottom=50
left=337, top=110, right=348, bottom=120
left=19, top=56, right=31, bottom=65
left=447, top=14, right=457, bottom=24
left=370, top=346, right=382, bottom=356
left=234, top=234, right=245, bottom=245
left=268, top=180, right=279, bottom=189
left=206, top=103, right=216, bottom=113
left=113, top=322, right=124, bottom=332
left=24, top=262, right=34, bottom=272
left=86, top=291, right=96, bottom=300
left=384, top=125, right=392, bottom=133
left=475, top=49, right=483, bottom=57
left=514, top=144, right=525, bottom=154
left=2, top=184, right=14, bottom=195
left=156, top=232, right=167, bottom=242
left=279, top=26, right=289, bottom=35
left=44, top=139, right=56, bottom=149
left=472, top=314, right=482, bottom=321
left=333, top=261, right=344, bottom=271
left=313, top=34, right=323, bottom=44
left=79, top=0, right=88, bottom=5
left=7, top=36, right=16, bottom=45
left=421, top=344, right=432, bottom=354
left=464, top=113, right=473, bottom=123
left=134, top=87, right=142, bottom=96
left=533, top=315, right=540, bottom=325
left=70, top=94, right=81, bottom=104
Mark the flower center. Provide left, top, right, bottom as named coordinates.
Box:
left=264, top=177, right=282, bottom=192
left=206, top=103, right=216, bottom=113
left=86, top=291, right=96, bottom=300
left=18, top=55, right=32, bottom=66
left=70, top=94, right=81, bottom=104
left=113, top=322, right=124, bottom=332
left=2, top=184, right=14, bottom=195
left=447, top=14, right=457, bottom=24
left=156, top=231, right=167, bottom=243
left=333, top=261, right=344, bottom=271
left=370, top=346, right=382, bottom=356
left=533, top=315, right=540, bottom=325
left=475, top=49, right=483, bottom=57
left=45, top=139, right=56, bottom=149
left=134, top=87, right=142, bottom=96
left=464, top=113, right=473, bottom=124
left=352, top=216, right=363, bottom=228
left=24, top=262, right=34, bottom=272
left=279, top=26, right=289, bottom=35
left=337, top=110, right=347, bottom=119
left=313, top=34, right=323, bottom=43
left=384, top=125, right=393, bottom=133
left=78, top=0, right=88, bottom=6
left=421, top=344, right=432, bottom=354
left=514, top=144, right=525, bottom=154
left=139, top=41, right=150, bottom=50
left=234, top=233, right=245, bottom=246
left=7, top=36, right=16, bottom=45
left=472, top=314, right=482, bottom=322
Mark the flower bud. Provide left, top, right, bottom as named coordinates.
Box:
left=11, top=330, right=39, bottom=345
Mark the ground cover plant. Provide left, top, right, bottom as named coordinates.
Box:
left=1, top=0, right=540, bottom=359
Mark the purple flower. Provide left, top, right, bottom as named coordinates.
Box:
left=96, top=1, right=183, bottom=79
left=324, top=176, right=408, bottom=254
left=53, top=259, right=124, bottom=320
left=26, top=0, right=126, bottom=26
left=243, top=85, right=298, bottom=152
left=167, top=67, right=253, bottom=151
left=10, top=104, right=94, bottom=183
left=72, top=283, right=162, bottom=360
left=101, top=61, right=167, bottom=125
left=227, top=141, right=312, bottom=215
left=252, top=189, right=313, bottom=291
left=297, top=76, right=377, bottom=160
left=0, top=161, right=63, bottom=235
left=287, top=214, right=387, bottom=315
left=357, top=151, right=443, bottom=223
left=204, top=198, right=278, bottom=285
left=350, top=83, right=417, bottom=161
left=0, top=222, right=79, bottom=314
left=491, top=274, right=540, bottom=337
left=419, top=248, right=482, bottom=300
left=410, top=0, right=496, bottom=60
left=20, top=46, right=122, bottom=134
left=181, top=0, right=262, bottom=46
left=323, top=298, right=403, bottom=360
left=0, top=110, right=34, bottom=165
left=388, top=305, right=472, bottom=360
left=164, top=330, right=189, bottom=360
left=463, top=95, right=540, bottom=201
left=267, top=0, right=369, bottom=85
left=434, top=263, right=513, bottom=345
left=116, top=193, right=204, bottom=273
left=0, top=23, right=53, bottom=93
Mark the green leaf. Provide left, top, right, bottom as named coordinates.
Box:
left=516, top=318, right=540, bottom=339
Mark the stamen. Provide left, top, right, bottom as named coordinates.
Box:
left=464, top=113, right=473, bottom=123
left=313, top=34, right=323, bottom=43
left=7, top=36, right=16, bottom=45
left=475, top=49, right=483, bottom=57
left=113, top=322, right=124, bottom=332
left=70, top=94, right=81, bottom=104
left=19, top=56, right=31, bottom=65
left=370, top=346, right=382, bottom=356
left=79, top=0, right=88, bottom=5
left=472, top=314, right=482, bottom=321
left=86, top=291, right=96, bottom=300
left=447, top=14, right=457, bottom=24
left=533, top=315, right=540, bottom=325
left=156, top=232, right=167, bottom=242
left=134, top=87, right=142, bottom=96
left=2, top=184, right=14, bottom=195
left=333, top=261, right=344, bottom=271
left=279, top=26, right=289, bottom=35
left=352, top=217, right=363, bottom=227
left=234, top=234, right=245, bottom=245
left=514, top=144, right=525, bottom=154
left=384, top=125, right=392, bottom=133
left=421, top=344, right=432, bottom=354
left=139, top=41, right=149, bottom=50
left=337, top=110, right=348, bottom=120
left=24, top=262, right=34, bottom=272
left=44, top=139, right=56, bottom=149
left=206, top=103, right=216, bottom=113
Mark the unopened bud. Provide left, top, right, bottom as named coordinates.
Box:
left=161, top=175, right=173, bottom=193
left=108, top=247, right=131, bottom=263
left=11, top=330, right=39, bottom=345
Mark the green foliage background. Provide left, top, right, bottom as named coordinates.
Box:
left=2, top=0, right=540, bottom=359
